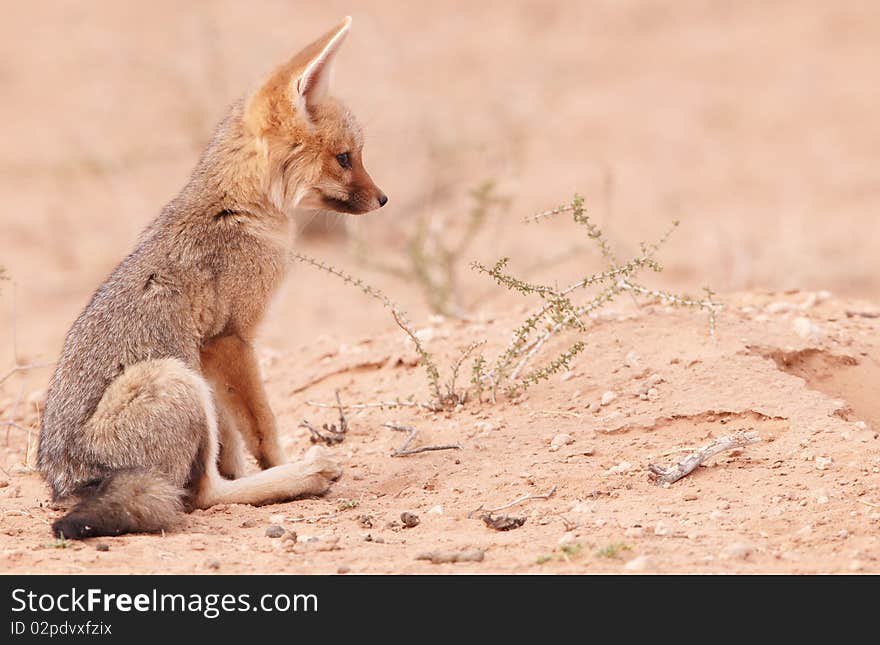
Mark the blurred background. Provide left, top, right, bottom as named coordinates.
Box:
left=1, top=0, right=878, bottom=368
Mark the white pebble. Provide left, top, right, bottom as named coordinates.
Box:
left=766, top=301, right=796, bottom=314
left=607, top=461, right=632, bottom=475
left=624, top=527, right=645, bottom=538
left=720, top=542, right=754, bottom=560
left=600, top=391, right=617, bottom=406
left=474, top=421, right=496, bottom=433
left=815, top=456, right=833, bottom=471
left=792, top=317, right=823, bottom=344
left=653, top=520, right=672, bottom=536
left=427, top=505, right=444, bottom=515
left=549, top=433, right=574, bottom=452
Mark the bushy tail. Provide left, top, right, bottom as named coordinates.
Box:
left=52, top=470, right=183, bottom=539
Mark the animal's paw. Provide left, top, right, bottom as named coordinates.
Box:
left=301, top=445, right=344, bottom=483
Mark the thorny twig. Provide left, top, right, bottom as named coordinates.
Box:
left=481, top=513, right=527, bottom=531
left=444, top=340, right=485, bottom=405
left=299, top=391, right=349, bottom=445
left=467, top=485, right=557, bottom=519
left=383, top=423, right=462, bottom=457
left=648, top=431, right=760, bottom=484
left=0, top=363, right=51, bottom=387
left=307, top=399, right=429, bottom=411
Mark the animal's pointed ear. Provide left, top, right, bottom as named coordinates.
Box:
left=294, top=16, right=351, bottom=114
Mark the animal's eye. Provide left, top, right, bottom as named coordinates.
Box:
left=336, top=152, right=351, bottom=169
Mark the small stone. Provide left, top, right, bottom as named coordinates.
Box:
left=268, top=513, right=286, bottom=524
left=550, top=433, right=575, bottom=452
left=558, top=533, right=577, bottom=546
left=281, top=530, right=298, bottom=545
left=816, top=495, right=829, bottom=504
left=799, top=293, right=819, bottom=310
left=792, top=317, right=823, bottom=344
left=357, top=515, right=374, bottom=529
left=767, top=301, right=796, bottom=314
left=95, top=543, right=110, bottom=552
left=624, top=555, right=653, bottom=571
left=720, top=542, right=754, bottom=560
left=560, top=371, right=576, bottom=382
left=624, top=527, right=645, bottom=538
left=600, top=391, right=617, bottom=406
left=646, top=387, right=659, bottom=401
left=427, top=505, right=444, bottom=515
left=474, top=421, right=496, bottom=433
left=653, top=520, right=672, bottom=536
left=816, top=456, right=833, bottom=471
left=400, top=512, right=420, bottom=528
left=265, top=525, right=285, bottom=538
left=683, top=494, right=698, bottom=501
left=838, top=530, right=850, bottom=539
left=0, top=480, right=9, bottom=488
left=607, top=461, right=632, bottom=475
left=207, top=559, right=220, bottom=570
left=337, top=565, right=351, bottom=574
left=623, top=350, right=640, bottom=367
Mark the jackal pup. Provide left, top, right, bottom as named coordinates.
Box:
left=38, top=17, right=386, bottom=538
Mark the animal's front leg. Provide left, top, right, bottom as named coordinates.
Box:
left=215, top=402, right=249, bottom=479
left=201, top=335, right=287, bottom=470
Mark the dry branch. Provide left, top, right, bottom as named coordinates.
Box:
left=0, top=362, right=51, bottom=387
left=468, top=485, right=557, bottom=518
left=383, top=423, right=462, bottom=457
left=299, top=391, right=348, bottom=445
left=416, top=549, right=485, bottom=564
left=481, top=514, right=526, bottom=531
left=648, top=431, right=761, bottom=484
left=307, top=399, right=426, bottom=411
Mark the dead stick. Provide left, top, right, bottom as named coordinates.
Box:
left=648, top=431, right=760, bottom=484
left=383, top=423, right=462, bottom=457
left=0, top=362, right=51, bottom=387
left=468, top=485, right=557, bottom=518
left=307, top=399, right=425, bottom=411
left=334, top=390, right=348, bottom=434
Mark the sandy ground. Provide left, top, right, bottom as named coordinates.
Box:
left=0, top=1, right=879, bottom=573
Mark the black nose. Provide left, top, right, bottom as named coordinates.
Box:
left=378, top=193, right=388, bottom=207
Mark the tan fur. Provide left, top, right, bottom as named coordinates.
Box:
left=37, top=17, right=382, bottom=539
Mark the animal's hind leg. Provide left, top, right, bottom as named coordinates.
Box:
left=83, top=359, right=210, bottom=488
left=194, top=446, right=342, bottom=508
